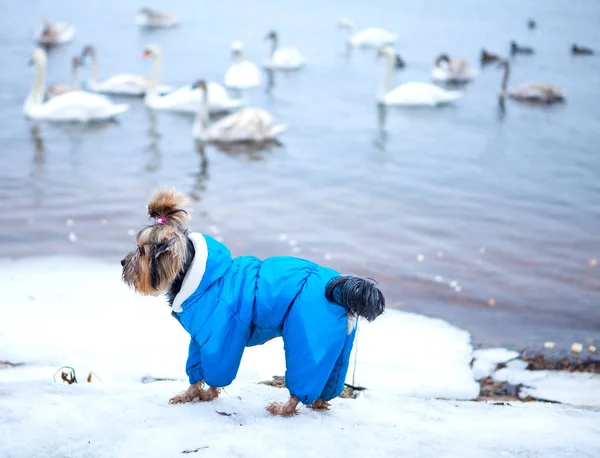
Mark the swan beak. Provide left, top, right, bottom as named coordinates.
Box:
left=27, top=58, right=34, bottom=66
left=142, top=50, right=151, bottom=59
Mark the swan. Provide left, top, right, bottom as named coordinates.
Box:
left=135, top=8, right=179, bottom=27
left=35, top=19, right=75, bottom=46
left=571, top=44, right=594, bottom=55
left=192, top=80, right=286, bottom=143
left=80, top=45, right=172, bottom=96
left=432, top=54, right=477, bottom=83
left=264, top=31, right=305, bottom=70
left=143, top=44, right=243, bottom=114
left=510, top=41, right=534, bottom=55
left=499, top=59, right=564, bottom=104
left=338, top=18, right=398, bottom=48
left=46, top=56, right=81, bottom=100
left=377, top=46, right=462, bottom=106
left=224, top=41, right=261, bottom=89
left=480, top=49, right=501, bottom=65
left=24, top=48, right=129, bottom=122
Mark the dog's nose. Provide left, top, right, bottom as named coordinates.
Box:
left=121, top=259, right=126, bottom=267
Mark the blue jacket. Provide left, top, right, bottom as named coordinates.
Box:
left=171, top=233, right=356, bottom=405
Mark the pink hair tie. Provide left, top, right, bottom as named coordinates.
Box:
left=156, top=217, right=167, bottom=224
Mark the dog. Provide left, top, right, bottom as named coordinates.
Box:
left=121, top=188, right=385, bottom=416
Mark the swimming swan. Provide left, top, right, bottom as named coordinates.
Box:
left=192, top=80, right=286, bottom=143
left=24, top=48, right=129, bottom=122
left=377, top=46, right=462, bottom=106
left=224, top=41, right=261, bottom=89
left=338, top=18, right=398, bottom=48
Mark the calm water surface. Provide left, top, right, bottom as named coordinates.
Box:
left=1, top=0, right=599, bottom=352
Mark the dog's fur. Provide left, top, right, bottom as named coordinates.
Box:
left=122, top=188, right=385, bottom=415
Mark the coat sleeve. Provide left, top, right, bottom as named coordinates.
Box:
left=185, top=338, right=204, bottom=384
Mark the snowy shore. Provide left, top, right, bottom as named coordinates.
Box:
left=1, top=258, right=599, bottom=457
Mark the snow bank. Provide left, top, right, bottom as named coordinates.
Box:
left=1, top=258, right=599, bottom=457
left=0, top=257, right=479, bottom=399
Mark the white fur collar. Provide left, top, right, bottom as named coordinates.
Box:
left=171, top=232, right=209, bottom=313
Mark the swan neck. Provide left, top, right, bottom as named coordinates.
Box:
left=148, top=52, right=162, bottom=96
left=379, top=52, right=394, bottom=100
left=193, top=89, right=209, bottom=138
left=270, top=37, right=277, bottom=57
left=27, top=58, right=46, bottom=108
left=501, top=62, right=510, bottom=92
left=73, top=62, right=80, bottom=90
left=91, top=53, right=99, bottom=83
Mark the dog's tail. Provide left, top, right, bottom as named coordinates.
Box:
left=325, top=276, right=385, bottom=322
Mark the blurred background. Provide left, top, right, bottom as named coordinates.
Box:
left=1, top=0, right=599, bottom=353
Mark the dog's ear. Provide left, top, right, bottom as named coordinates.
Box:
left=154, top=237, right=178, bottom=259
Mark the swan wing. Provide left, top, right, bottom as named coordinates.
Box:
left=350, top=27, right=398, bottom=47
left=29, top=90, right=129, bottom=121
left=206, top=108, right=282, bottom=142
left=508, top=83, right=564, bottom=102
left=384, top=82, right=462, bottom=106
left=92, top=74, right=147, bottom=95
left=224, top=61, right=261, bottom=88
left=267, top=48, right=305, bottom=69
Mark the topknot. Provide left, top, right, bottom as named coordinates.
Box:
left=147, top=187, right=191, bottom=227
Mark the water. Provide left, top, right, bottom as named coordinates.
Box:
left=1, top=0, right=599, bottom=353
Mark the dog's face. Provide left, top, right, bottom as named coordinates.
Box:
left=121, top=188, right=191, bottom=296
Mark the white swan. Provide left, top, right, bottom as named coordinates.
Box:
left=142, top=45, right=243, bottom=114
left=34, top=19, right=75, bottom=46
left=143, top=44, right=243, bottom=114
left=46, top=56, right=81, bottom=100
left=499, top=59, right=564, bottom=104
left=338, top=18, right=398, bottom=48
left=264, top=31, right=305, bottom=70
left=377, top=46, right=462, bottom=106
left=192, top=80, right=286, bottom=143
left=135, top=8, right=179, bottom=27
left=432, top=54, right=477, bottom=83
left=24, top=48, right=129, bottom=122
left=80, top=45, right=172, bottom=96
left=224, top=41, right=261, bottom=89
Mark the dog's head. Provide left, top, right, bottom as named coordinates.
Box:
left=121, top=188, right=191, bottom=295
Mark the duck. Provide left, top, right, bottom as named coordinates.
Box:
left=527, top=19, right=536, bottom=30
left=143, top=44, right=243, bottom=114
left=45, top=56, right=81, bottom=100
left=192, top=80, right=286, bottom=143
left=24, top=48, right=129, bottom=122
left=224, top=41, right=261, bottom=89
left=571, top=43, right=594, bottom=55
left=377, top=46, right=462, bottom=106
left=338, top=18, right=398, bottom=48
left=432, top=54, right=477, bottom=83
left=480, top=49, right=501, bottom=65
left=510, top=41, right=534, bottom=55
left=498, top=59, right=564, bottom=104
left=135, top=7, right=179, bottom=27
left=264, top=31, right=305, bottom=70
left=35, top=19, right=75, bottom=46
left=80, top=45, right=172, bottom=96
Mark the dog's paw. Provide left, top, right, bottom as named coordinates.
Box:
left=309, top=399, right=331, bottom=411
left=265, top=399, right=299, bottom=417
left=169, top=393, right=192, bottom=404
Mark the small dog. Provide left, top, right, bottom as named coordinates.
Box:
left=121, top=188, right=385, bottom=416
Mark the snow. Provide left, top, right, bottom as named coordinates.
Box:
left=1, top=258, right=599, bottom=457
left=471, top=348, right=520, bottom=380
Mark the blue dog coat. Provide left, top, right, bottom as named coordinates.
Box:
left=170, top=233, right=357, bottom=405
